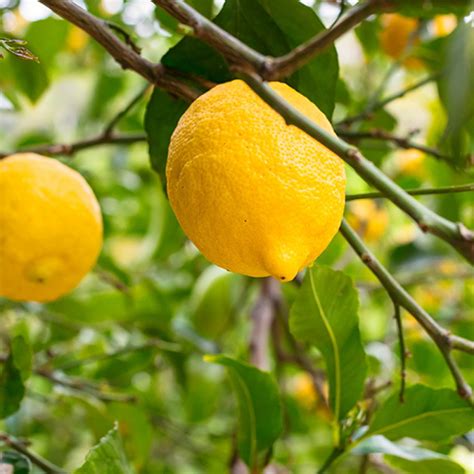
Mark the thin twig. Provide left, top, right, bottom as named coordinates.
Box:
left=337, top=128, right=452, bottom=162
left=339, top=219, right=473, bottom=398
left=337, top=74, right=440, bottom=127
left=103, top=83, right=151, bottom=136
left=393, top=304, right=406, bottom=403
left=55, top=339, right=181, bottom=371
left=0, top=433, right=66, bottom=474
left=34, top=367, right=137, bottom=403
left=346, top=183, right=474, bottom=201
left=0, top=133, right=146, bottom=159
left=106, top=21, right=141, bottom=54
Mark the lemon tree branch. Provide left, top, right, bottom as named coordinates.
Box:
left=0, top=133, right=147, bottom=159
left=39, top=0, right=199, bottom=101
left=346, top=183, right=474, bottom=201
left=153, top=0, right=386, bottom=79
left=339, top=219, right=473, bottom=398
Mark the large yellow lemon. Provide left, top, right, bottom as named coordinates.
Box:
left=0, top=153, right=103, bottom=302
left=166, top=80, right=345, bottom=281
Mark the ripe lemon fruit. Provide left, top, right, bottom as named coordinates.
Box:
left=0, top=153, right=103, bottom=302
left=166, top=80, right=345, bottom=281
left=379, top=14, right=424, bottom=69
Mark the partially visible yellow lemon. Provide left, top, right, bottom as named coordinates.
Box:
left=379, top=14, right=424, bottom=69
left=0, top=153, right=103, bottom=302
left=166, top=80, right=346, bottom=281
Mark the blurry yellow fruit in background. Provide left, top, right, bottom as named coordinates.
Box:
left=396, top=149, right=426, bottom=177
left=379, top=14, right=424, bottom=69
left=67, top=26, right=88, bottom=52
left=0, top=153, right=103, bottom=302
left=348, top=200, right=389, bottom=242
left=433, top=14, right=457, bottom=37
left=166, top=80, right=346, bottom=282
left=292, top=373, right=318, bottom=409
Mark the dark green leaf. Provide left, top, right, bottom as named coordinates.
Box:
left=162, top=0, right=338, bottom=117
left=144, top=88, right=188, bottom=191
left=365, top=385, right=474, bottom=441
left=204, top=355, right=283, bottom=469
left=290, top=266, right=367, bottom=421
left=75, top=423, right=134, bottom=474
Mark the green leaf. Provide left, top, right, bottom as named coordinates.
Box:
left=8, top=54, right=49, bottom=103
left=162, top=0, right=338, bottom=117
left=24, top=18, right=69, bottom=66
left=0, top=335, right=31, bottom=419
left=438, top=23, right=474, bottom=168
left=365, top=385, right=474, bottom=441
left=290, top=266, right=367, bottom=421
left=0, top=451, right=32, bottom=474
left=190, top=266, right=242, bottom=338
left=355, top=435, right=465, bottom=474
left=144, top=88, right=188, bottom=191
left=75, top=423, right=134, bottom=474
left=204, top=355, right=283, bottom=469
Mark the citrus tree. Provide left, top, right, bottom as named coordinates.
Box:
left=0, top=0, right=473, bottom=473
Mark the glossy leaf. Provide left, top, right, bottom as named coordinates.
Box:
left=366, top=385, right=474, bottom=441
left=75, top=423, right=134, bottom=474
left=204, top=355, right=283, bottom=469
left=290, top=266, right=367, bottom=420
left=162, top=0, right=338, bottom=117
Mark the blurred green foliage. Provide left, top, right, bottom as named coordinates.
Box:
left=0, top=1, right=473, bottom=473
